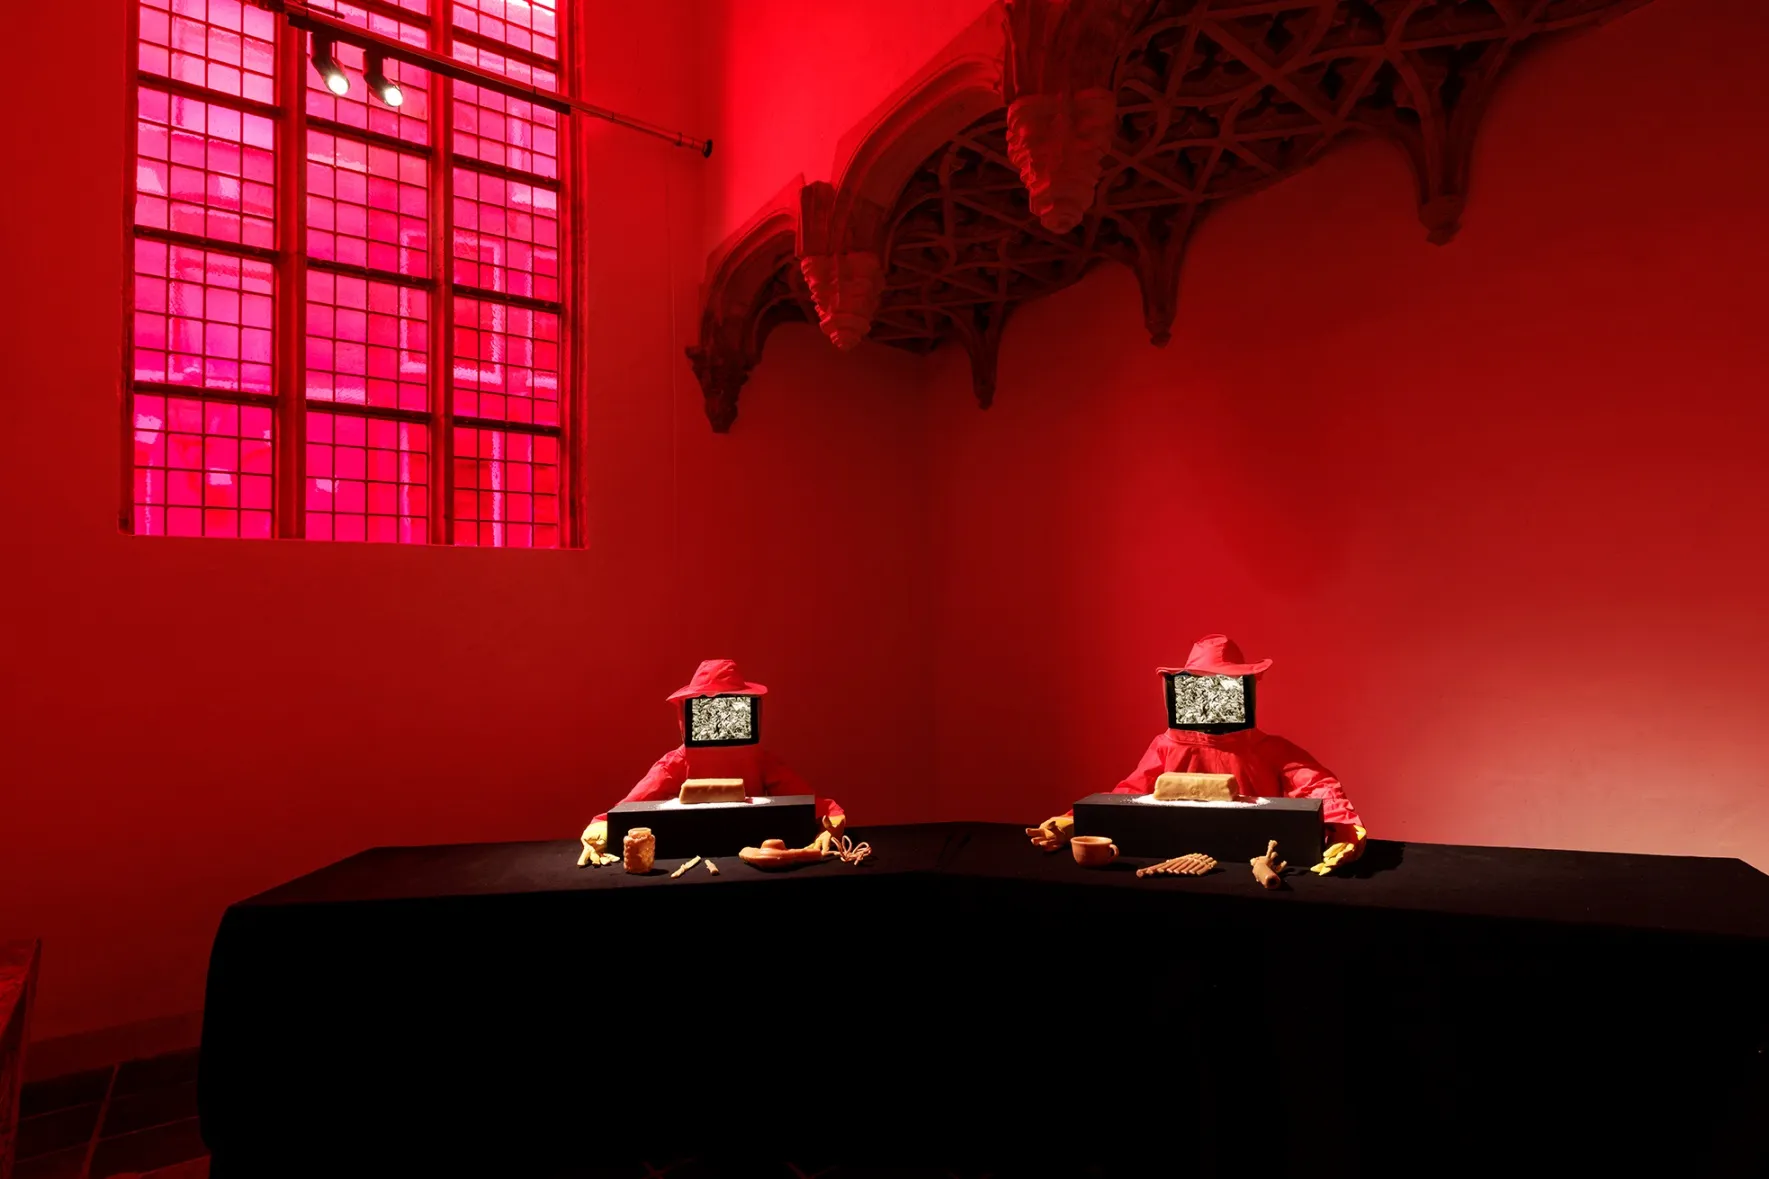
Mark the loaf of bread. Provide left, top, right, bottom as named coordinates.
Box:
left=1152, top=772, right=1238, bottom=802
left=679, top=778, right=747, bottom=804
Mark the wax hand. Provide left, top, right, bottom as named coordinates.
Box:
left=577, top=819, right=618, bottom=867
left=1310, top=824, right=1367, bottom=875
left=1025, top=814, right=1075, bottom=852
left=804, top=812, right=846, bottom=855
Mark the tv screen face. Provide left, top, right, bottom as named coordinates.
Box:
left=684, top=694, right=759, bottom=746
left=1166, top=672, right=1252, bottom=729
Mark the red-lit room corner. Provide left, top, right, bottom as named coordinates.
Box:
left=0, top=0, right=1766, bottom=1156
left=925, top=0, right=1769, bottom=868
left=706, top=0, right=1769, bottom=904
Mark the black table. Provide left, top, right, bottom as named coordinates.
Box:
left=199, top=824, right=1769, bottom=1177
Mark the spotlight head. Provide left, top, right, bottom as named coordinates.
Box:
left=312, top=35, right=349, bottom=97
left=366, top=51, right=403, bottom=108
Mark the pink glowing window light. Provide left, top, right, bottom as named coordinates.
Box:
left=133, top=395, right=274, bottom=538
left=138, top=0, right=278, bottom=106
left=452, top=168, right=559, bottom=302
left=306, top=412, right=429, bottom=543
left=452, top=0, right=558, bottom=61
left=306, top=272, right=430, bottom=412
left=135, top=87, right=276, bottom=250
left=453, top=426, right=559, bottom=549
left=128, top=0, right=570, bottom=546
left=452, top=296, right=558, bottom=426
left=450, top=42, right=559, bottom=180
left=132, top=239, right=275, bottom=394
left=307, top=133, right=430, bottom=278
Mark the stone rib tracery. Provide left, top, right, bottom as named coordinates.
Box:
left=688, top=0, right=1652, bottom=431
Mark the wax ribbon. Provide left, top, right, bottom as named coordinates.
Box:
left=832, top=834, right=872, bottom=866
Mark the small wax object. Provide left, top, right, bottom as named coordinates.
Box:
left=1250, top=839, right=1286, bottom=889
left=622, top=827, right=656, bottom=874
left=669, top=855, right=703, bottom=879
left=1153, top=772, right=1238, bottom=802
left=739, top=839, right=829, bottom=868
left=1135, top=852, right=1219, bottom=878
left=704, top=858, right=720, bottom=875
left=679, top=778, right=746, bottom=804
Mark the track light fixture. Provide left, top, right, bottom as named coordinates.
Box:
left=311, top=35, right=349, bottom=97
left=365, top=51, right=403, bottom=108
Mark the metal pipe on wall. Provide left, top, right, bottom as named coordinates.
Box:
left=244, top=0, right=714, bottom=157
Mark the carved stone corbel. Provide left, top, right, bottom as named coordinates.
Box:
left=797, top=182, right=888, bottom=351
left=684, top=333, right=752, bottom=434
left=1002, top=0, right=1150, bottom=233
left=686, top=185, right=807, bottom=432
left=948, top=301, right=1011, bottom=409
left=1103, top=203, right=1200, bottom=347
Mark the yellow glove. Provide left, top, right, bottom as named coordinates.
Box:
left=804, top=812, right=846, bottom=853
left=1310, top=825, right=1367, bottom=875
left=577, top=819, right=618, bottom=867
left=1025, top=814, right=1075, bottom=852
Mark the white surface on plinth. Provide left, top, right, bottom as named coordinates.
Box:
left=1130, top=794, right=1270, bottom=808
left=649, top=796, right=771, bottom=809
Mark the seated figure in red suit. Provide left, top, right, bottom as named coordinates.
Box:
left=579, top=659, right=847, bottom=866
left=1027, top=635, right=1367, bottom=874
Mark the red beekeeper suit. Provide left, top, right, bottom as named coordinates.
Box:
left=1031, top=635, right=1366, bottom=873
left=580, top=660, right=844, bottom=864
left=593, top=745, right=844, bottom=829
left=1105, top=727, right=1363, bottom=838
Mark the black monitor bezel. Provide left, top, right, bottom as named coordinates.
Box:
left=1164, top=672, right=1256, bottom=733
left=681, top=693, right=762, bottom=747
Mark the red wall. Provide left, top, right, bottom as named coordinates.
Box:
left=926, top=0, right=1769, bottom=869
left=704, top=0, right=993, bottom=242
left=0, top=0, right=931, bottom=1043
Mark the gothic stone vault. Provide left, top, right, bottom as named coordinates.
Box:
left=689, top=0, right=1653, bottom=432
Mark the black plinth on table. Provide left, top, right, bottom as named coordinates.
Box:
left=198, top=823, right=1769, bottom=1177
left=1071, top=790, right=1324, bottom=861
left=605, top=793, right=819, bottom=859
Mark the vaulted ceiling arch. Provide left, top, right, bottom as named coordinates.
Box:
left=689, top=0, right=1653, bottom=431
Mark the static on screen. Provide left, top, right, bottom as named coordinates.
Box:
left=1169, top=673, right=1247, bottom=725
left=687, top=695, right=756, bottom=743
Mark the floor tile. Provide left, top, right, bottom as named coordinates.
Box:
left=88, top=1117, right=207, bottom=1179
left=101, top=1081, right=198, bottom=1138
left=111, top=1050, right=198, bottom=1098
left=19, top=1066, right=113, bottom=1117
left=14, top=1143, right=88, bottom=1179
left=17, top=1100, right=103, bottom=1160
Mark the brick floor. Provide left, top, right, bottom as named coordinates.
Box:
left=14, top=1050, right=207, bottom=1179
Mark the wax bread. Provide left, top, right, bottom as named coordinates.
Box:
left=1152, top=771, right=1238, bottom=802
left=679, top=778, right=746, bottom=804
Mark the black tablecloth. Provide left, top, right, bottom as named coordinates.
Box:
left=199, top=824, right=1769, bottom=1176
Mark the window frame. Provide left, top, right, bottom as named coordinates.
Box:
left=122, top=0, right=586, bottom=547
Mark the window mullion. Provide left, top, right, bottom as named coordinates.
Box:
left=429, top=0, right=457, bottom=544
left=273, top=22, right=310, bottom=538
left=563, top=0, right=586, bottom=548
left=121, top=0, right=144, bottom=534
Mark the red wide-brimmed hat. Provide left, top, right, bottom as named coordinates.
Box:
left=666, top=658, right=770, bottom=702
left=1158, top=634, right=1272, bottom=679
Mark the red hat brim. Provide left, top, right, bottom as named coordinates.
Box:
left=666, top=679, right=769, bottom=702
left=1157, top=657, right=1272, bottom=678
